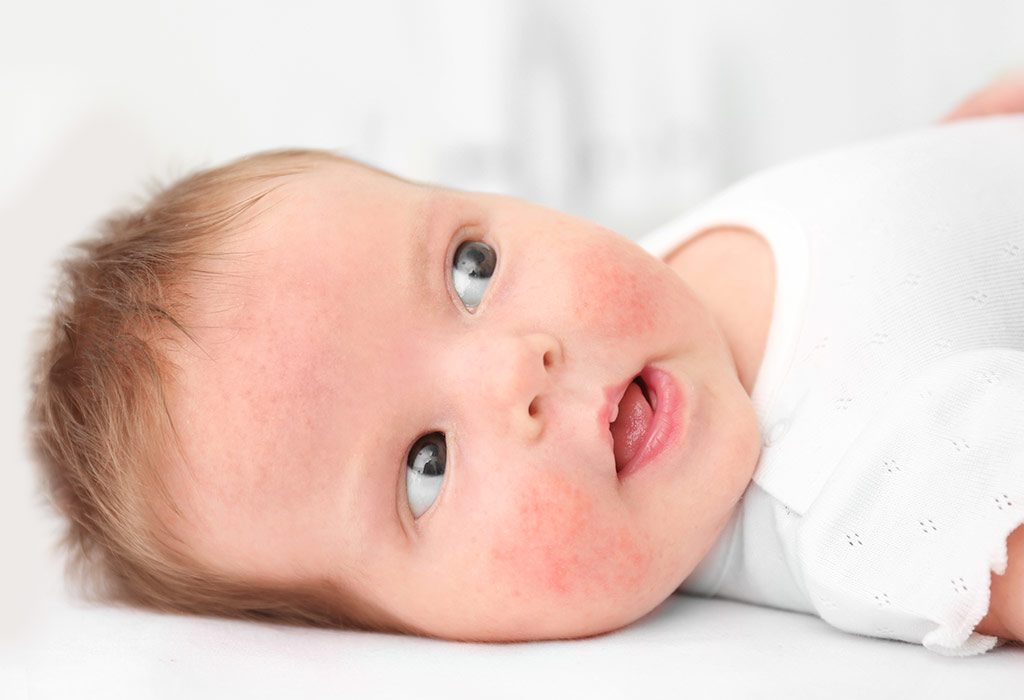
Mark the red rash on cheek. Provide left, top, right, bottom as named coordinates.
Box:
left=568, top=242, right=657, bottom=339
left=486, top=471, right=653, bottom=602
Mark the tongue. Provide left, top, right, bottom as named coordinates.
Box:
left=610, top=381, right=654, bottom=471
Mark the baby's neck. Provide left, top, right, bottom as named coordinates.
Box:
left=663, top=227, right=775, bottom=395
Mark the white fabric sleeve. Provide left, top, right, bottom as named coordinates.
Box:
left=795, top=348, right=1024, bottom=656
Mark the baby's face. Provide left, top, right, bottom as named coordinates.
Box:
left=162, top=160, right=761, bottom=641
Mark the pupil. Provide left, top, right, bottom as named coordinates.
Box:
left=409, top=433, right=446, bottom=477
left=456, top=241, right=495, bottom=279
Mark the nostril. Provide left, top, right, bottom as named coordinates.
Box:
left=542, top=351, right=553, bottom=368
left=528, top=398, right=539, bottom=417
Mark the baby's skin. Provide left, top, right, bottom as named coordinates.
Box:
left=155, top=73, right=1024, bottom=644
left=158, top=160, right=766, bottom=641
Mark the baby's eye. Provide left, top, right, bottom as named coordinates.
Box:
left=406, top=432, right=446, bottom=519
left=451, top=240, right=496, bottom=310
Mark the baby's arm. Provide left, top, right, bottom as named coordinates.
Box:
left=976, top=524, right=1024, bottom=643
left=940, top=71, right=1024, bottom=122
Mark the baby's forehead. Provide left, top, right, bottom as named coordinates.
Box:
left=159, top=163, right=431, bottom=565
left=273, top=158, right=422, bottom=211
left=198, top=162, right=424, bottom=309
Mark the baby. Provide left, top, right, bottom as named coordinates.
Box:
left=29, top=76, right=1024, bottom=656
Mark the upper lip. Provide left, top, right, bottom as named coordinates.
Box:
left=599, top=375, right=635, bottom=427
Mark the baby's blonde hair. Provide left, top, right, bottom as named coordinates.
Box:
left=29, top=148, right=417, bottom=634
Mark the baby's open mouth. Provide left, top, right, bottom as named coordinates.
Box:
left=610, top=375, right=657, bottom=473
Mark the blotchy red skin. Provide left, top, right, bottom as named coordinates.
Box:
left=567, top=242, right=659, bottom=342
left=486, top=470, right=653, bottom=603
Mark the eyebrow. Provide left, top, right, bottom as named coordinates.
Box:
left=407, top=193, right=444, bottom=302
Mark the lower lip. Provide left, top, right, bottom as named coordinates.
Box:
left=616, top=366, right=685, bottom=479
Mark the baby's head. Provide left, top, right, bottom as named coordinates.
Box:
left=30, top=149, right=761, bottom=641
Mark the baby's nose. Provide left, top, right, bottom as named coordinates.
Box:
left=467, top=332, right=561, bottom=438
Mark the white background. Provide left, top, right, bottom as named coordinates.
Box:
left=2, top=1, right=1023, bottom=696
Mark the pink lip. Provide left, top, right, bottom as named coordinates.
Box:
left=615, top=366, right=685, bottom=479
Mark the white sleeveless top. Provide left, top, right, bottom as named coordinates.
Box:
left=638, top=115, right=1024, bottom=656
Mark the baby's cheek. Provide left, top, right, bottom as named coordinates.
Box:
left=486, top=471, right=654, bottom=603
left=567, top=242, right=657, bottom=340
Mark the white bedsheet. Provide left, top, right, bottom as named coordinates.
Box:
left=7, top=585, right=1021, bottom=699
